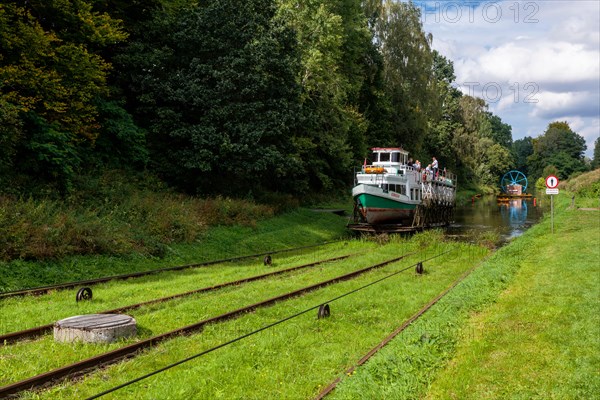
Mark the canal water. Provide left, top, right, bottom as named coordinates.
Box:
left=447, top=196, right=544, bottom=244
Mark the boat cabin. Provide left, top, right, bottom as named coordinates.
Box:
left=371, top=148, right=409, bottom=166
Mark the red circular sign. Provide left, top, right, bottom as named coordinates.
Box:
left=545, top=175, right=559, bottom=189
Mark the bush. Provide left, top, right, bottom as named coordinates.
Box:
left=562, top=168, right=600, bottom=198
left=0, top=171, right=276, bottom=261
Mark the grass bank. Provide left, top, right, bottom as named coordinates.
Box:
left=4, top=233, right=488, bottom=398
left=0, top=171, right=305, bottom=263
left=425, top=193, right=599, bottom=399
left=329, top=190, right=599, bottom=399
left=0, top=208, right=349, bottom=292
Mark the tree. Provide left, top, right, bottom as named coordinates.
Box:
left=0, top=1, right=127, bottom=190
left=277, top=0, right=378, bottom=191
left=476, top=141, right=513, bottom=187
left=512, top=136, right=534, bottom=174
left=528, top=121, right=587, bottom=179
left=452, top=96, right=487, bottom=177
left=486, top=112, right=512, bottom=149
left=592, top=136, right=600, bottom=169
left=373, top=1, right=436, bottom=151
left=423, top=51, right=462, bottom=173
left=119, top=0, right=302, bottom=194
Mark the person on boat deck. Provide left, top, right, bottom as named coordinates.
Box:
left=414, top=160, right=421, bottom=171
left=408, top=158, right=413, bottom=166
left=432, top=157, right=439, bottom=177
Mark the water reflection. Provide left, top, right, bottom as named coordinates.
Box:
left=448, top=196, right=543, bottom=243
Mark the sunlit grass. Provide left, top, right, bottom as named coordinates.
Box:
left=4, top=235, right=486, bottom=398
left=423, top=194, right=600, bottom=399
left=329, top=191, right=599, bottom=400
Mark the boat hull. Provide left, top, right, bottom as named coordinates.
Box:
left=353, top=186, right=417, bottom=225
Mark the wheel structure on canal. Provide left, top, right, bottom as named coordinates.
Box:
left=500, top=170, right=528, bottom=193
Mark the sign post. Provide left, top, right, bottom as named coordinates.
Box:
left=545, top=175, right=559, bottom=233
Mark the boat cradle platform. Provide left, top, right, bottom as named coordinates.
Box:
left=346, top=222, right=450, bottom=234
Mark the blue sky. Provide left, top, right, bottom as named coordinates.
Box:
left=411, top=0, right=600, bottom=157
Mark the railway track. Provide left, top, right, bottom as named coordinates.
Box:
left=0, top=252, right=416, bottom=397
left=0, top=254, right=353, bottom=344
left=0, top=241, right=342, bottom=299
left=314, top=256, right=489, bottom=399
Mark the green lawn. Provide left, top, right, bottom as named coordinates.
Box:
left=425, top=197, right=600, bottom=399
left=2, top=233, right=489, bottom=398
left=329, top=193, right=599, bottom=400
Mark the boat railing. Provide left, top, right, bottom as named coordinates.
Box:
left=420, top=169, right=456, bottom=187
left=357, top=164, right=457, bottom=187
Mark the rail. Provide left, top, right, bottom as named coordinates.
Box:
left=0, top=255, right=354, bottom=345
left=0, top=241, right=343, bottom=299
left=0, top=252, right=417, bottom=397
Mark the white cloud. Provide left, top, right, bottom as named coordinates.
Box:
left=494, top=94, right=518, bottom=112
left=531, top=91, right=600, bottom=119
left=472, top=41, right=599, bottom=86
left=418, top=0, right=600, bottom=157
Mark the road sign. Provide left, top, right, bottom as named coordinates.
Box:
left=545, top=180, right=560, bottom=234
left=545, top=175, right=559, bottom=188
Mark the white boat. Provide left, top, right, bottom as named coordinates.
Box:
left=352, top=148, right=456, bottom=225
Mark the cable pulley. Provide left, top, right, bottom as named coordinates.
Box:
left=415, top=262, right=424, bottom=274
left=76, top=287, right=93, bottom=302
left=317, top=304, right=331, bottom=319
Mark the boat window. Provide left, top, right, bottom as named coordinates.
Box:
left=379, top=153, right=390, bottom=162
left=371, top=152, right=379, bottom=162
left=382, top=184, right=388, bottom=192
left=399, top=185, right=406, bottom=195
left=391, top=152, right=400, bottom=163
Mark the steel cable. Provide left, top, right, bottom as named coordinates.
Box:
left=86, top=248, right=454, bottom=399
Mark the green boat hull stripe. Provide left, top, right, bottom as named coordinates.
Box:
left=356, top=194, right=416, bottom=210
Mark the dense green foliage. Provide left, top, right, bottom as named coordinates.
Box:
left=0, top=0, right=128, bottom=191
left=1, top=0, right=516, bottom=196
left=528, top=121, right=588, bottom=180
left=117, top=0, right=303, bottom=194
left=512, top=136, right=534, bottom=174
left=592, top=137, right=600, bottom=169
left=1, top=0, right=596, bottom=197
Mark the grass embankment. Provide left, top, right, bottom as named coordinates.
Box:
left=0, top=172, right=288, bottom=262
left=1, top=233, right=489, bottom=399
left=0, top=174, right=347, bottom=292
left=0, top=208, right=349, bottom=292
left=330, top=190, right=599, bottom=399
left=425, top=193, right=600, bottom=399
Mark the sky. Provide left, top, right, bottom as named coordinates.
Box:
left=412, top=0, right=600, bottom=158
